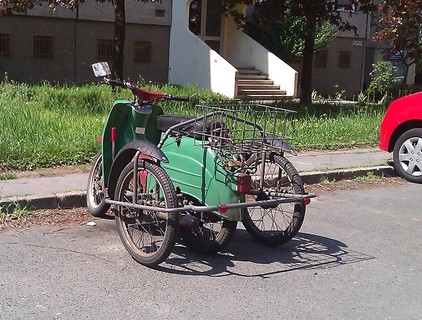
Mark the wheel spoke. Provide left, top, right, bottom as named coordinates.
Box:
left=414, top=138, right=422, bottom=154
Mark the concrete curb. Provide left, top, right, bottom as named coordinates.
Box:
left=1, top=191, right=86, bottom=213
left=0, top=166, right=397, bottom=212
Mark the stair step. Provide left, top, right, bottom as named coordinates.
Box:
left=238, top=79, right=274, bottom=85
left=237, top=68, right=262, bottom=75
left=237, top=94, right=292, bottom=101
left=238, top=84, right=281, bottom=90
left=238, top=74, right=269, bottom=80
left=238, top=89, right=287, bottom=96
left=236, top=66, right=288, bottom=101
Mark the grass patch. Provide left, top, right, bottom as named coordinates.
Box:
left=0, top=173, right=17, bottom=180
left=0, top=80, right=387, bottom=170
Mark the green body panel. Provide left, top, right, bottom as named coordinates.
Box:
left=161, top=135, right=241, bottom=220
left=101, top=100, right=163, bottom=186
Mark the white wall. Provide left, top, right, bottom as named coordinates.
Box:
left=224, top=24, right=298, bottom=97
left=169, top=1, right=237, bottom=98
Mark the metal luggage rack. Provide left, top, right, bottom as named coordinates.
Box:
left=194, top=103, right=297, bottom=160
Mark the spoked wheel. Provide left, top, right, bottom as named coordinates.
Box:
left=242, top=153, right=305, bottom=246
left=180, top=196, right=237, bottom=254
left=86, top=152, right=110, bottom=218
left=114, top=159, right=179, bottom=267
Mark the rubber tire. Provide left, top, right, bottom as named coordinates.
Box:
left=181, top=215, right=237, bottom=255
left=393, top=128, right=422, bottom=184
left=241, top=153, right=305, bottom=246
left=114, top=159, right=179, bottom=267
left=86, top=152, right=110, bottom=218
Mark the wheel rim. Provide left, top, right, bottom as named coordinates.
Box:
left=247, top=159, right=299, bottom=235
left=117, top=169, right=169, bottom=258
left=398, top=136, right=422, bottom=177
left=88, top=156, right=105, bottom=208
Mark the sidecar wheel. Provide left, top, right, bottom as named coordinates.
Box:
left=242, top=153, right=305, bottom=246
left=114, top=159, right=178, bottom=267
left=86, top=152, right=110, bottom=218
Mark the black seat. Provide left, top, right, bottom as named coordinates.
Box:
left=157, top=115, right=225, bottom=140
left=156, top=115, right=195, bottom=132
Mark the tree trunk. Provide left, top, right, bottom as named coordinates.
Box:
left=112, top=0, right=125, bottom=80
left=300, top=16, right=317, bottom=105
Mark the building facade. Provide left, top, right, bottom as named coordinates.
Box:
left=0, top=0, right=171, bottom=84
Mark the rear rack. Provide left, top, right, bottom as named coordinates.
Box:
left=193, top=104, right=296, bottom=160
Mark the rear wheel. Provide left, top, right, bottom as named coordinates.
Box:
left=86, top=152, right=110, bottom=218
left=242, top=153, right=305, bottom=246
left=180, top=196, right=237, bottom=254
left=114, top=160, right=178, bottom=267
left=393, top=128, right=422, bottom=183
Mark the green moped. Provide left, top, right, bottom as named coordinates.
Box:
left=86, top=62, right=313, bottom=267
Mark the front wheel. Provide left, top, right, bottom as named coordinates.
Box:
left=242, top=153, right=306, bottom=246
left=114, top=159, right=179, bottom=267
left=393, top=128, right=422, bottom=184
left=86, top=152, right=110, bottom=218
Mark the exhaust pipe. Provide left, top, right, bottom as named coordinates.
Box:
left=155, top=212, right=200, bottom=229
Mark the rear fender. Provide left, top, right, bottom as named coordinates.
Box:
left=107, top=140, right=168, bottom=200
left=270, top=139, right=297, bottom=156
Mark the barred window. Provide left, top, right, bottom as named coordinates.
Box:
left=315, top=50, right=328, bottom=68
left=0, top=33, right=10, bottom=57
left=133, top=41, right=151, bottom=63
left=97, top=39, right=113, bottom=61
left=33, top=35, right=52, bottom=59
left=339, top=51, right=351, bottom=68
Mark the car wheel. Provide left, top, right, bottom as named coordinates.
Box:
left=393, top=128, right=422, bottom=183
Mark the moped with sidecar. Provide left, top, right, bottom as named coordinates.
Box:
left=86, top=62, right=313, bottom=267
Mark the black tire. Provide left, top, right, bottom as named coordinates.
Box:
left=86, top=152, right=110, bottom=218
left=241, top=153, right=305, bottom=246
left=181, top=209, right=237, bottom=255
left=114, top=159, right=178, bottom=267
left=393, top=128, right=422, bottom=184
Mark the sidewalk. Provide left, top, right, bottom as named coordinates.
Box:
left=0, top=148, right=396, bottom=210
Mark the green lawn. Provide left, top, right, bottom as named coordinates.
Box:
left=0, top=81, right=386, bottom=170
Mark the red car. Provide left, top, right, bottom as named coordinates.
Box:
left=379, top=91, right=422, bottom=183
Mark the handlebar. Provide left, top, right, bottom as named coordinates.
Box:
left=103, top=77, right=189, bottom=103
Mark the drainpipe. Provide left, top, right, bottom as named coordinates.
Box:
left=73, top=0, right=79, bottom=82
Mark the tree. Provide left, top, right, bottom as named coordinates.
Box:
left=371, top=0, right=422, bottom=82
left=221, top=0, right=374, bottom=104
left=246, top=12, right=338, bottom=65
left=1, top=0, right=159, bottom=80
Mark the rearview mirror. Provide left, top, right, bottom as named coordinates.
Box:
left=92, top=62, right=111, bottom=77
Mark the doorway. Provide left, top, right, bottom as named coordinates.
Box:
left=188, top=0, right=223, bottom=53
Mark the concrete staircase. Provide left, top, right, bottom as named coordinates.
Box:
left=236, top=67, right=288, bottom=101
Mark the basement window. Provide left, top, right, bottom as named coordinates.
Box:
left=0, top=33, right=10, bottom=57
left=97, top=39, right=113, bottom=61
left=315, top=50, right=328, bottom=68
left=339, top=51, right=351, bottom=68
left=133, top=41, right=151, bottom=63
left=33, top=35, right=53, bottom=59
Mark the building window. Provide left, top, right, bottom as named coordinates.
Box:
left=97, top=39, right=113, bottom=61
left=339, top=51, right=351, bottom=68
left=0, top=33, right=10, bottom=57
left=334, top=0, right=358, bottom=12
left=134, top=41, right=151, bottom=63
left=33, top=35, right=53, bottom=59
left=315, top=50, right=328, bottom=68
left=155, top=9, right=165, bottom=17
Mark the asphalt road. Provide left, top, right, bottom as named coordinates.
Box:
left=1, top=183, right=421, bottom=320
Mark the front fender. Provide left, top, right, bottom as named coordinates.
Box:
left=107, top=140, right=168, bottom=200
